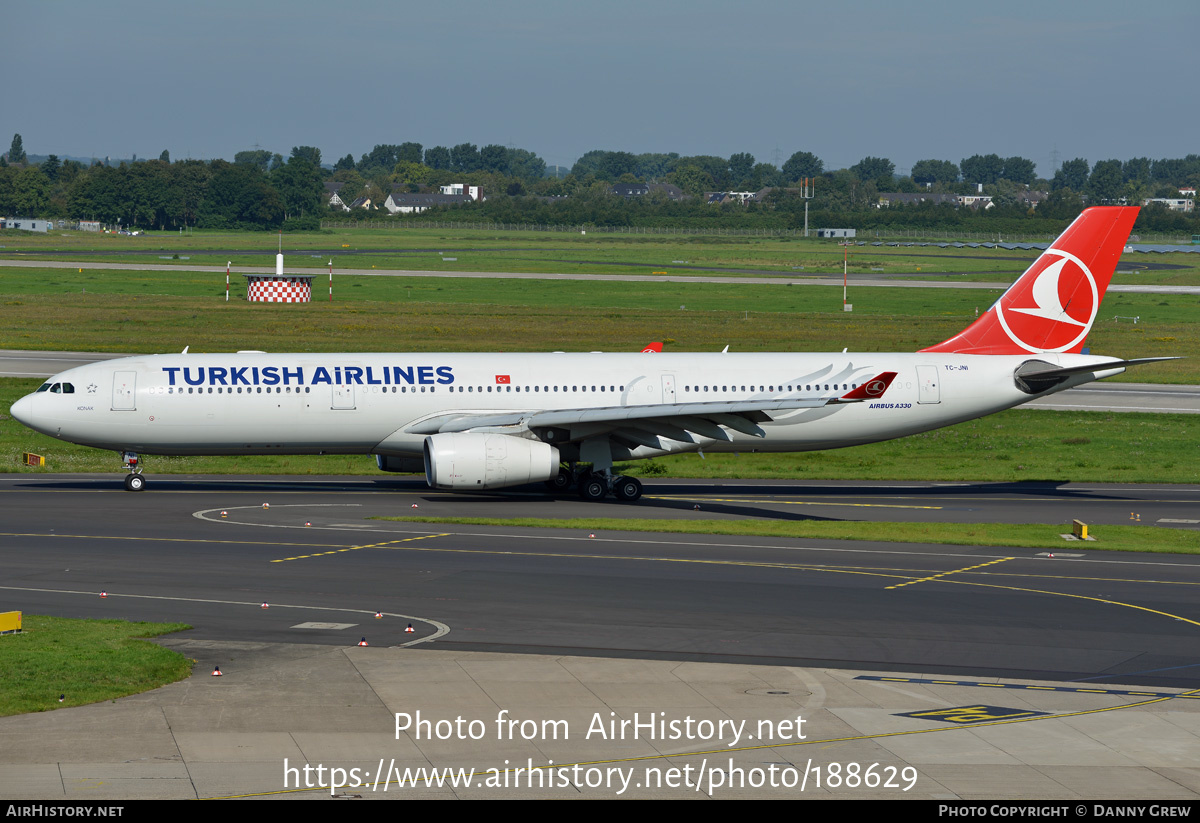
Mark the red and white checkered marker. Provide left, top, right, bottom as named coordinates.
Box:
left=305, top=521, right=311, bottom=527
left=261, top=602, right=269, bottom=609
left=212, top=666, right=223, bottom=677
left=375, top=611, right=383, bottom=619
left=221, top=511, right=228, bottom=518
left=589, top=533, right=595, bottom=538
left=100, top=590, right=107, bottom=598
left=263, top=503, right=270, bottom=509
left=246, top=276, right=313, bottom=303
left=357, top=637, right=369, bottom=646
left=405, top=624, right=415, bottom=633
left=411, top=503, right=418, bottom=508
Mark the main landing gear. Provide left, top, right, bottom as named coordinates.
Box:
left=122, top=451, right=146, bottom=492
left=544, top=465, right=642, bottom=502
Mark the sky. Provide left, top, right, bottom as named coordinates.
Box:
left=5, top=0, right=1197, bottom=179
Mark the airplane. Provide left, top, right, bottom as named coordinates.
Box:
left=10, top=206, right=1172, bottom=501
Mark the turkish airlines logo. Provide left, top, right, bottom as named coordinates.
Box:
left=996, top=249, right=1098, bottom=353
left=864, top=380, right=888, bottom=396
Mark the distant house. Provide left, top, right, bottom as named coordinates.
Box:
left=349, top=196, right=375, bottom=210
left=438, top=183, right=484, bottom=201
left=384, top=191, right=474, bottom=214
left=877, top=192, right=957, bottom=208
left=817, top=228, right=856, bottom=239
left=1178, top=187, right=1196, bottom=198
left=325, top=182, right=350, bottom=212
left=610, top=183, right=685, bottom=201
left=1143, top=198, right=1194, bottom=213
left=705, top=191, right=758, bottom=205
left=1014, top=189, right=1049, bottom=209
left=956, top=194, right=994, bottom=209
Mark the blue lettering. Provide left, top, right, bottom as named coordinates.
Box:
left=162, top=367, right=181, bottom=386
left=394, top=366, right=414, bottom=385
left=436, top=366, right=454, bottom=385
left=261, top=366, right=280, bottom=386
left=251, top=366, right=260, bottom=385
left=230, top=366, right=250, bottom=385
left=183, top=367, right=205, bottom=386
left=364, top=366, right=383, bottom=385
left=344, top=366, right=364, bottom=385
left=418, top=366, right=434, bottom=384
left=282, top=367, right=303, bottom=385
left=334, top=366, right=342, bottom=384
left=312, top=366, right=332, bottom=385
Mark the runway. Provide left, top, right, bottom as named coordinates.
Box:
left=2, top=257, right=1198, bottom=294
left=6, top=349, right=1199, bottom=413
left=4, top=474, right=1199, bottom=689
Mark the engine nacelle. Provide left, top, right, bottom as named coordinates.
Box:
left=423, top=433, right=560, bottom=490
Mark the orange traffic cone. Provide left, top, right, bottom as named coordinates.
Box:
left=100, top=590, right=107, bottom=598
left=375, top=611, right=383, bottom=619
left=405, top=624, right=415, bottom=633
left=358, top=637, right=369, bottom=647
left=261, top=602, right=269, bottom=609
left=212, top=666, right=223, bottom=677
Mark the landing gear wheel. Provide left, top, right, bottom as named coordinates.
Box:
left=544, top=467, right=574, bottom=492
left=613, top=475, right=642, bottom=502
left=124, top=473, right=146, bottom=492
left=578, top=475, right=608, bottom=501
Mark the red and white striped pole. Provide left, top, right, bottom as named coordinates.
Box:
left=328, top=259, right=333, bottom=302
left=226, top=261, right=230, bottom=302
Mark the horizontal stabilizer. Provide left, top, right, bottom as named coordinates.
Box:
left=1018, top=357, right=1180, bottom=380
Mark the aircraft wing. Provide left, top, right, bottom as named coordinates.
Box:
left=406, top=372, right=898, bottom=446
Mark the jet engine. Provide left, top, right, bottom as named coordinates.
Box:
left=423, top=433, right=560, bottom=490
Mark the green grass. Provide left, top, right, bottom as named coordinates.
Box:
left=375, top=516, right=1197, bottom=554
left=0, top=615, right=193, bottom=716
left=0, top=266, right=1194, bottom=382
left=5, top=225, right=1199, bottom=283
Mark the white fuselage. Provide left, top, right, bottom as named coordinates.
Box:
left=12, top=350, right=1121, bottom=460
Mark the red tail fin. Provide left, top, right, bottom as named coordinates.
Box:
left=921, top=206, right=1138, bottom=355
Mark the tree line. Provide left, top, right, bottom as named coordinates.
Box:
left=3, top=132, right=1198, bottom=234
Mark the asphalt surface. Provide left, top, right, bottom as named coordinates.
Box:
left=3, top=257, right=1199, bottom=293
left=4, top=473, right=1200, bottom=799
left=3, top=473, right=1199, bottom=687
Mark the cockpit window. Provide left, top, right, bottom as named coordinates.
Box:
left=61, top=383, right=75, bottom=394
left=36, top=383, right=51, bottom=392
left=50, top=383, right=62, bottom=394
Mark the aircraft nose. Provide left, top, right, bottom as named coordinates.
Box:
left=10, top=394, right=35, bottom=428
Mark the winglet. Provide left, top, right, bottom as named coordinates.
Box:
left=837, top=372, right=898, bottom=402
